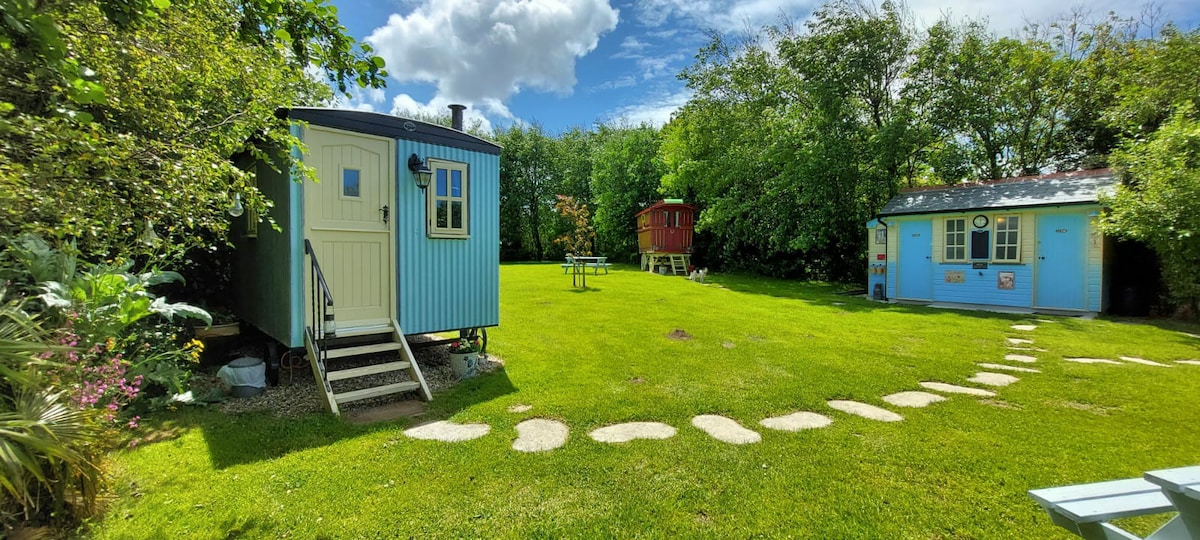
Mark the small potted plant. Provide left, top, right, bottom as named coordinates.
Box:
left=447, top=337, right=482, bottom=378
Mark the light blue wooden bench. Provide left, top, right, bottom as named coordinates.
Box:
left=1029, top=471, right=1197, bottom=540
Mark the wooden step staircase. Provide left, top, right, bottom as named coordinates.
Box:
left=669, top=254, right=689, bottom=275
left=304, top=320, right=431, bottom=416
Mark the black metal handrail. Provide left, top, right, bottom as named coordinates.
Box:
left=304, top=238, right=335, bottom=345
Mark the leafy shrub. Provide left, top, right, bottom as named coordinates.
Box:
left=0, top=292, right=104, bottom=527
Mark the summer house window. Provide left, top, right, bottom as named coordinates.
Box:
left=993, top=215, right=1020, bottom=261
left=945, top=218, right=966, bottom=261
left=427, top=159, right=468, bottom=238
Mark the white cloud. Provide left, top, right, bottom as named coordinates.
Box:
left=366, top=0, right=619, bottom=113
left=389, top=94, right=497, bottom=133
left=603, top=89, right=693, bottom=127
left=634, top=0, right=818, bottom=32
left=903, top=0, right=1196, bottom=34
left=635, top=0, right=1194, bottom=36
left=333, top=86, right=388, bottom=112
left=593, top=75, right=638, bottom=91
left=615, top=36, right=650, bottom=58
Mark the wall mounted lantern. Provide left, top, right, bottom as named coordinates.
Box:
left=408, top=153, right=433, bottom=190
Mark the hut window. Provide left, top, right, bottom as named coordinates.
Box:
left=427, top=159, right=469, bottom=238
left=944, top=218, right=966, bottom=261
left=993, top=215, right=1020, bottom=261
left=342, top=168, right=361, bottom=198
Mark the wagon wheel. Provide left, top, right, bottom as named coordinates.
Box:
left=458, top=327, right=489, bottom=355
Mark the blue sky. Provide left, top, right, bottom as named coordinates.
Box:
left=328, top=0, right=1200, bottom=134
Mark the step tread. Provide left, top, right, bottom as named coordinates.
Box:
left=324, top=341, right=403, bottom=359
left=334, top=381, right=421, bottom=404
left=327, top=361, right=412, bottom=382
left=330, top=325, right=395, bottom=338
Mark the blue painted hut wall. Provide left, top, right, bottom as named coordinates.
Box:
left=394, top=141, right=500, bottom=334
left=877, top=205, right=1105, bottom=312
left=232, top=141, right=304, bottom=348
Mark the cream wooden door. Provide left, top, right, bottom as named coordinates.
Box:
left=303, top=127, right=395, bottom=329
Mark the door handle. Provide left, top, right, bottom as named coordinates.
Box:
left=1039, top=256, right=1045, bottom=260
left=380, top=205, right=389, bottom=224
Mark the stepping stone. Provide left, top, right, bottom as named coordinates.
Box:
left=882, top=391, right=946, bottom=408
left=691, top=415, right=761, bottom=444
left=590, top=422, right=676, bottom=443
left=512, top=419, right=569, bottom=452
left=1119, top=356, right=1170, bottom=367
left=1007, top=338, right=1034, bottom=345
left=404, top=421, right=490, bottom=442
left=1178, top=360, right=1200, bottom=366
left=1011, top=324, right=1038, bottom=331
left=1064, top=357, right=1122, bottom=365
left=919, top=381, right=996, bottom=397
left=759, top=412, right=833, bottom=431
left=1008, top=347, right=1049, bottom=352
left=1035, top=319, right=1055, bottom=323
left=978, top=363, right=1040, bottom=373
left=967, top=372, right=1020, bottom=387
left=507, top=404, right=533, bottom=413
left=1004, top=354, right=1037, bottom=363
left=826, top=400, right=903, bottom=422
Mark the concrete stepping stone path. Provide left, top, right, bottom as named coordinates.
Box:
left=691, top=415, right=761, bottom=444
left=590, top=422, right=676, bottom=443
left=919, top=381, right=996, bottom=397
left=882, top=391, right=945, bottom=408
left=1004, top=354, right=1038, bottom=363
left=827, top=400, right=903, bottom=422
left=1064, top=357, right=1122, bottom=365
left=978, top=363, right=1040, bottom=373
left=1007, top=338, right=1034, bottom=345
left=1119, top=356, right=1170, bottom=367
left=404, top=421, right=491, bottom=442
left=1008, top=347, right=1049, bottom=352
left=1178, top=360, right=1200, bottom=366
left=967, top=372, right=1020, bottom=387
left=759, top=412, right=833, bottom=431
left=507, top=404, right=533, bottom=413
left=1011, top=324, right=1038, bottom=331
left=512, top=419, right=569, bottom=452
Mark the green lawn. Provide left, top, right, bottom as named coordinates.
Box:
left=96, top=263, right=1200, bottom=538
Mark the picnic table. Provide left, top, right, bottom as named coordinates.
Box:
left=1028, top=465, right=1200, bottom=540
left=561, top=256, right=610, bottom=275
left=1145, top=466, right=1200, bottom=538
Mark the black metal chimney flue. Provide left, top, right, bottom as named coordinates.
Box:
left=448, top=104, right=465, bottom=131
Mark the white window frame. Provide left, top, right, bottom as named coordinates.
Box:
left=427, top=159, right=469, bottom=239
left=944, top=217, right=966, bottom=262
left=993, top=214, right=1021, bottom=262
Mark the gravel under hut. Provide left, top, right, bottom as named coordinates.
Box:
left=200, top=333, right=504, bottom=418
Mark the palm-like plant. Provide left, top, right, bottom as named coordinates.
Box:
left=0, top=291, right=102, bottom=525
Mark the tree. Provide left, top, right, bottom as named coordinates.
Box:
left=1102, top=26, right=1200, bottom=315
left=590, top=124, right=664, bottom=261
left=495, top=123, right=557, bottom=260
left=0, top=0, right=386, bottom=278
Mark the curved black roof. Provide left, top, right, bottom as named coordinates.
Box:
left=284, top=107, right=501, bottom=156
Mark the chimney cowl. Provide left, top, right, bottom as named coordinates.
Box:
left=448, top=104, right=466, bottom=131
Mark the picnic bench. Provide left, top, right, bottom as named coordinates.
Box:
left=561, top=256, right=610, bottom=275
left=1028, top=465, right=1200, bottom=540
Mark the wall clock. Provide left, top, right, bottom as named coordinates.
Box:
left=972, top=215, right=989, bottom=228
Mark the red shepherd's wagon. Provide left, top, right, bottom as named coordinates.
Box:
left=636, top=199, right=695, bottom=275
